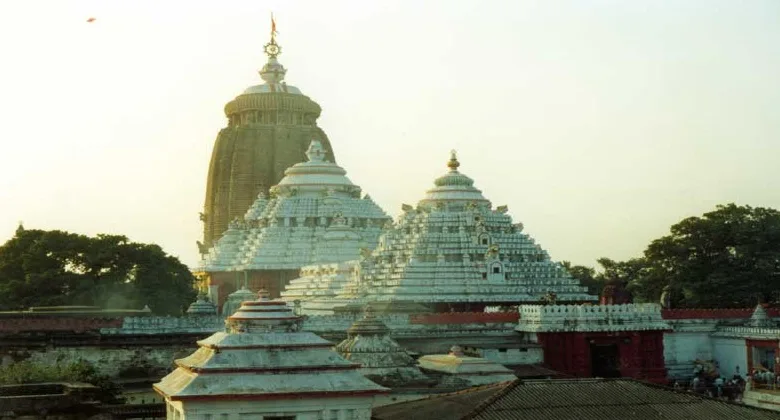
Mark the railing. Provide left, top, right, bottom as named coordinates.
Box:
left=662, top=308, right=780, bottom=320
left=100, top=403, right=166, bottom=419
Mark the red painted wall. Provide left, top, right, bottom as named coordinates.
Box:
left=538, top=330, right=667, bottom=383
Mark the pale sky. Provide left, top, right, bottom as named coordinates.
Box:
left=1, top=0, right=778, bottom=269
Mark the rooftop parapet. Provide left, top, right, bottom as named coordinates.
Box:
left=516, top=304, right=670, bottom=333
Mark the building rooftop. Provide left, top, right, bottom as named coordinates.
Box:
left=334, top=307, right=431, bottom=387
left=288, top=150, right=596, bottom=314
left=371, top=378, right=780, bottom=420
left=200, top=140, right=390, bottom=273
left=155, top=295, right=388, bottom=402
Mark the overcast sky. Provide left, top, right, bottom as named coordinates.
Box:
left=1, top=0, right=778, bottom=269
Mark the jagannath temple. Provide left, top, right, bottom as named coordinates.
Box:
left=5, top=18, right=780, bottom=420
left=283, top=151, right=597, bottom=314
left=199, top=23, right=337, bottom=251
left=198, top=139, right=390, bottom=306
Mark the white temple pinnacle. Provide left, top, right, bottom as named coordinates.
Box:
left=305, top=139, right=326, bottom=162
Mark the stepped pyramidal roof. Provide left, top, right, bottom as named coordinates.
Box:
left=154, top=294, right=387, bottom=403
left=200, top=140, right=391, bottom=273
left=283, top=150, right=597, bottom=314
left=334, top=306, right=432, bottom=387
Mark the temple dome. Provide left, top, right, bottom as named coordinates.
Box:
left=334, top=307, right=432, bottom=387
left=202, top=29, right=335, bottom=252
left=200, top=139, right=391, bottom=275
left=418, top=150, right=490, bottom=209
left=221, top=286, right=257, bottom=317
left=284, top=150, right=597, bottom=315
left=226, top=294, right=299, bottom=333
left=186, top=293, right=217, bottom=316
left=273, top=140, right=357, bottom=195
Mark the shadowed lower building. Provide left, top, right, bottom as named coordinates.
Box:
left=200, top=23, right=337, bottom=251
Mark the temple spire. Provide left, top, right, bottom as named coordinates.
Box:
left=260, top=14, right=286, bottom=84
left=264, top=14, right=282, bottom=59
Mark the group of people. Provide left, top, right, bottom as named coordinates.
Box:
left=749, top=367, right=780, bottom=390
left=671, top=362, right=746, bottom=402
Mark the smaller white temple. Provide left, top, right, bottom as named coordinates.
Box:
left=154, top=294, right=387, bottom=419
left=200, top=139, right=392, bottom=303
left=185, top=292, right=217, bottom=316
left=200, top=140, right=391, bottom=274
left=335, top=306, right=432, bottom=387
left=219, top=285, right=257, bottom=317
left=417, top=346, right=517, bottom=387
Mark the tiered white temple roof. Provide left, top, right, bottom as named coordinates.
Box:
left=200, top=140, right=391, bottom=273
left=186, top=292, right=217, bottom=316
left=284, top=151, right=596, bottom=313
left=154, top=294, right=387, bottom=410
left=335, top=307, right=431, bottom=387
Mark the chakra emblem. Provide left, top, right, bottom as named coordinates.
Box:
left=264, top=41, right=281, bottom=58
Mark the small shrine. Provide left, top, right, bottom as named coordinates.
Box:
left=335, top=306, right=432, bottom=387
left=154, top=294, right=387, bottom=419
left=417, top=345, right=517, bottom=387
left=185, top=292, right=217, bottom=316
left=286, top=150, right=596, bottom=314
left=219, top=284, right=257, bottom=317
left=200, top=139, right=391, bottom=307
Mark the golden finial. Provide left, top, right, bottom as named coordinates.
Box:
left=447, top=149, right=460, bottom=171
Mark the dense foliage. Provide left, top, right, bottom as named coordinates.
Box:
left=567, top=204, right=780, bottom=308
left=0, top=360, right=123, bottom=403
left=630, top=204, right=780, bottom=308
left=0, top=227, right=196, bottom=315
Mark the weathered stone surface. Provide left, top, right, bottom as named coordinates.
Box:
left=202, top=45, right=337, bottom=249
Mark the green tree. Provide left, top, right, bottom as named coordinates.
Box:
left=562, top=261, right=602, bottom=296
left=629, top=204, right=780, bottom=308
left=0, top=227, right=196, bottom=314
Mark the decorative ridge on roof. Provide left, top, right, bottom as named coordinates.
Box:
left=174, top=363, right=362, bottom=375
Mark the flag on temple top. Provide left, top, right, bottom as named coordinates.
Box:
left=87, top=17, right=96, bottom=23
left=271, top=14, right=278, bottom=36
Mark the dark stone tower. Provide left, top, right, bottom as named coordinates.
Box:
left=200, top=27, right=336, bottom=251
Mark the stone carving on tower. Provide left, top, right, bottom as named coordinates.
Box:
left=201, top=18, right=336, bottom=250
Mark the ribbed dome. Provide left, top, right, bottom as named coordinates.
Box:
left=273, top=140, right=357, bottom=196
left=418, top=150, right=490, bottom=209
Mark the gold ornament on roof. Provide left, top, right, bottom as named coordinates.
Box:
left=447, top=149, right=460, bottom=171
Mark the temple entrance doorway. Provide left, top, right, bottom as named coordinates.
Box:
left=590, top=343, right=621, bottom=378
